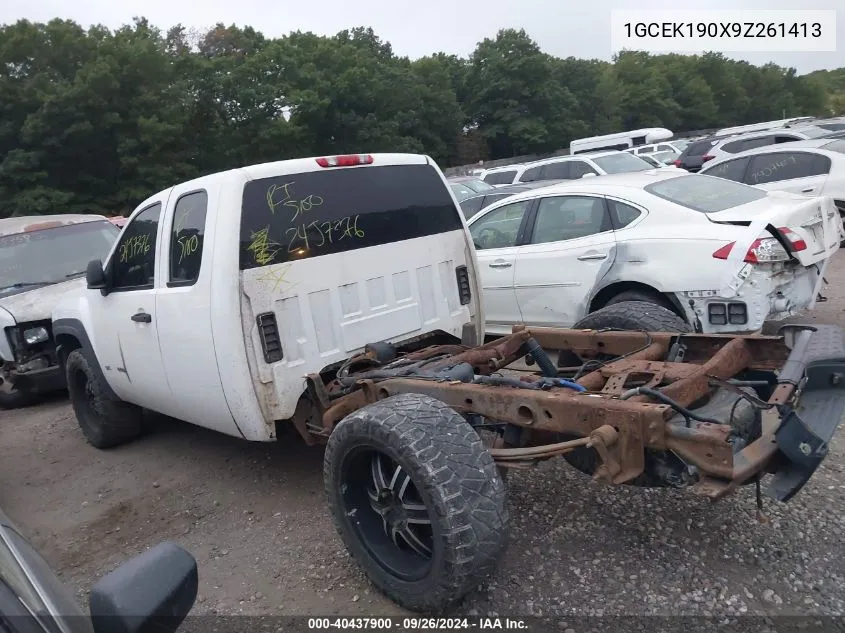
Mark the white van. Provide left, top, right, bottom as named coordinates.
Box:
left=51, top=153, right=484, bottom=443
left=570, top=128, right=673, bottom=155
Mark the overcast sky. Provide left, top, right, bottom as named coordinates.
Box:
left=1, top=0, right=841, bottom=74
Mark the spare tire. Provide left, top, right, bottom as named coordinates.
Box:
left=565, top=301, right=689, bottom=478
left=573, top=300, right=691, bottom=333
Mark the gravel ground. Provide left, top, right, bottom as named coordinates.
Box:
left=1, top=253, right=844, bottom=622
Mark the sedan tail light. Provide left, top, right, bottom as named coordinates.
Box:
left=702, top=155, right=715, bottom=163
left=712, top=227, right=806, bottom=264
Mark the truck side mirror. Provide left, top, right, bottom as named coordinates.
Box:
left=86, top=259, right=108, bottom=292
left=89, top=542, right=198, bottom=633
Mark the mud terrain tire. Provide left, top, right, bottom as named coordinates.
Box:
left=323, top=393, right=509, bottom=613
left=65, top=349, right=143, bottom=448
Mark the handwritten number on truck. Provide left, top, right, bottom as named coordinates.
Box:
left=238, top=164, right=464, bottom=270
left=119, top=233, right=151, bottom=263
left=177, top=234, right=199, bottom=264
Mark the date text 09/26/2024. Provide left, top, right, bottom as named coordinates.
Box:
left=307, top=617, right=529, bottom=630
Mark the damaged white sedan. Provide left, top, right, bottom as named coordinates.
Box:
left=466, top=170, right=842, bottom=335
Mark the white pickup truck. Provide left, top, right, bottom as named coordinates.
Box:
left=52, top=153, right=495, bottom=609
left=52, top=153, right=483, bottom=442
left=51, top=154, right=845, bottom=615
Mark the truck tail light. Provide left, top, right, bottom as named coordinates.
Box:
left=711, top=227, right=805, bottom=264
left=316, top=154, right=373, bottom=168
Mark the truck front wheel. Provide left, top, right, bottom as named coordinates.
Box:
left=65, top=349, right=143, bottom=449
left=323, top=393, right=509, bottom=613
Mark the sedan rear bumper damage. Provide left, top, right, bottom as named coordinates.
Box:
left=678, top=258, right=828, bottom=334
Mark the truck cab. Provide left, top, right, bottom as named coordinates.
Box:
left=51, top=154, right=483, bottom=446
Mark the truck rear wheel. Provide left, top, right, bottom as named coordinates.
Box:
left=323, top=393, right=508, bottom=613
left=65, top=349, right=143, bottom=449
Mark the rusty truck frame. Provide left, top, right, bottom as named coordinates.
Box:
left=312, top=322, right=845, bottom=613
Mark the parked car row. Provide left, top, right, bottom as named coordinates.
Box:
left=673, top=119, right=845, bottom=173
left=463, top=169, right=840, bottom=336
left=470, top=149, right=671, bottom=189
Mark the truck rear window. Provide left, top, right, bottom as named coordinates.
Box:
left=239, top=164, right=464, bottom=269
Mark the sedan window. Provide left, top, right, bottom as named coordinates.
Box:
left=568, top=161, right=599, bottom=179
left=482, top=170, right=517, bottom=185
left=530, top=197, right=611, bottom=244
left=450, top=183, right=477, bottom=201
left=469, top=201, right=530, bottom=249
left=741, top=136, right=776, bottom=151
left=821, top=140, right=845, bottom=154
left=541, top=162, right=570, bottom=180
left=645, top=175, right=766, bottom=213
left=609, top=200, right=642, bottom=228
left=460, top=196, right=485, bottom=219
left=703, top=157, right=750, bottom=182
left=519, top=166, right=543, bottom=183
left=747, top=152, right=831, bottom=185
left=592, top=153, right=652, bottom=174
left=465, top=179, right=495, bottom=193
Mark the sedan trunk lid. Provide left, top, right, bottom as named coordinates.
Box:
left=707, top=192, right=842, bottom=267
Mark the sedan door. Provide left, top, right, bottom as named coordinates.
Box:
left=744, top=151, right=831, bottom=196
left=512, top=195, right=617, bottom=327
left=468, top=199, right=534, bottom=334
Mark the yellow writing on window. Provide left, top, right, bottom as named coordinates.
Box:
left=177, top=234, right=199, bottom=264
left=265, top=182, right=324, bottom=222
left=119, top=234, right=152, bottom=263
left=247, top=226, right=281, bottom=267
left=286, top=215, right=365, bottom=253
left=266, top=182, right=294, bottom=214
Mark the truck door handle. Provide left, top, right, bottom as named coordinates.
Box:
left=488, top=261, right=512, bottom=269
left=577, top=253, right=607, bottom=261
left=131, top=312, right=152, bottom=323
left=801, top=187, right=814, bottom=193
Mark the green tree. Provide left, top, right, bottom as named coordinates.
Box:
left=466, top=29, right=572, bottom=157
left=0, top=17, right=843, bottom=218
